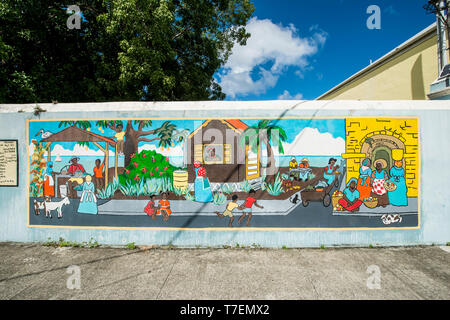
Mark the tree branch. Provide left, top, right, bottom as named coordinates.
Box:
left=138, top=137, right=160, bottom=143
left=137, top=129, right=157, bottom=137
left=138, top=121, right=145, bottom=131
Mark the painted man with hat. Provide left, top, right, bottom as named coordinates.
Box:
left=298, top=158, right=311, bottom=181
left=68, top=156, right=86, bottom=176
left=67, top=156, right=86, bottom=198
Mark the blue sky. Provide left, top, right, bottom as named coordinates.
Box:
left=215, top=0, right=436, bottom=100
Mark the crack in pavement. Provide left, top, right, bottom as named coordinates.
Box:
left=155, top=252, right=179, bottom=300
left=0, top=248, right=154, bottom=284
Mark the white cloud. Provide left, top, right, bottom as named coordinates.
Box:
left=218, top=18, right=328, bottom=98
left=273, top=127, right=345, bottom=156
left=30, top=142, right=185, bottom=159
left=384, top=5, right=397, bottom=15
left=277, top=90, right=303, bottom=100
left=29, top=143, right=115, bottom=157
left=219, top=67, right=279, bottom=98
left=139, top=144, right=184, bottom=157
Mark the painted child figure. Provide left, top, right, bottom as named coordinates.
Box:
left=93, top=158, right=105, bottom=191
left=156, top=192, right=172, bottom=221
left=113, top=123, right=125, bottom=155
left=238, top=189, right=264, bottom=226
left=215, top=194, right=240, bottom=227
left=144, top=194, right=160, bottom=220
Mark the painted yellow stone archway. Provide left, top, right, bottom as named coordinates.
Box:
left=341, top=118, right=419, bottom=197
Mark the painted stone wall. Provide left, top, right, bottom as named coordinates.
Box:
left=342, top=118, right=419, bottom=197
left=0, top=100, right=449, bottom=247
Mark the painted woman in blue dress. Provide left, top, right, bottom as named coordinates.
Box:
left=193, top=161, right=213, bottom=203
left=77, top=175, right=98, bottom=214
left=388, top=160, right=408, bottom=206
left=323, top=158, right=339, bottom=186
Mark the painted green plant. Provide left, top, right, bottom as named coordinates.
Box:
left=29, top=139, right=50, bottom=197
left=212, top=192, right=227, bottom=205
left=97, top=177, right=120, bottom=199
left=172, top=187, right=184, bottom=196
left=143, top=179, right=161, bottom=196
left=240, top=180, right=252, bottom=193
left=184, top=189, right=195, bottom=201
left=120, top=150, right=178, bottom=185
left=119, top=179, right=145, bottom=197
left=220, top=184, right=234, bottom=194
left=265, top=173, right=284, bottom=196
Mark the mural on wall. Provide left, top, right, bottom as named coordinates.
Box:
left=27, top=117, right=420, bottom=229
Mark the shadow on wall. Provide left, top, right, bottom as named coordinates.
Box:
left=411, top=54, right=426, bottom=100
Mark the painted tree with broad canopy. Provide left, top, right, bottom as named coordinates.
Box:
left=59, top=120, right=176, bottom=167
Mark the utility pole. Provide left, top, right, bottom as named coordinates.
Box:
left=425, top=0, right=450, bottom=74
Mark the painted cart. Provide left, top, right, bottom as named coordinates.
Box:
left=301, top=176, right=339, bottom=208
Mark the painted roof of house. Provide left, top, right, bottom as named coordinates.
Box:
left=223, top=119, right=249, bottom=131
left=188, top=119, right=250, bottom=139
left=41, top=125, right=116, bottom=145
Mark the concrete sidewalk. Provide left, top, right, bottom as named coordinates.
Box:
left=0, top=243, right=449, bottom=300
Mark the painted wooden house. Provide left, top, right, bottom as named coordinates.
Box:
left=186, top=119, right=260, bottom=183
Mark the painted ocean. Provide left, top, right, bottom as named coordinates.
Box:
left=40, top=155, right=343, bottom=175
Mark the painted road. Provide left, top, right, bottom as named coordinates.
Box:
left=28, top=197, right=419, bottom=229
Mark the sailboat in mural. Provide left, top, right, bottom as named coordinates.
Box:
left=55, top=153, right=62, bottom=162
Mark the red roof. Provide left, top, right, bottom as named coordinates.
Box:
left=224, top=119, right=248, bottom=132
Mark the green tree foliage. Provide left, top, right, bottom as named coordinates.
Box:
left=0, top=0, right=254, bottom=103
left=122, top=149, right=178, bottom=184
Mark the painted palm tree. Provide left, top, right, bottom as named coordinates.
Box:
left=241, top=120, right=287, bottom=177
left=172, top=129, right=191, bottom=168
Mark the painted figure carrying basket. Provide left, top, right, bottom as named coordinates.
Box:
left=383, top=180, right=397, bottom=192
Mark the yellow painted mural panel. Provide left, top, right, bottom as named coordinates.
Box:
left=343, top=118, right=419, bottom=197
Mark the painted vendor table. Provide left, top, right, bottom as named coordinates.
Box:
left=289, top=167, right=312, bottom=181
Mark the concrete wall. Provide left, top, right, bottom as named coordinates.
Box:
left=0, top=100, right=449, bottom=247
left=319, top=34, right=439, bottom=100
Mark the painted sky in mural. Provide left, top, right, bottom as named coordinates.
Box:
left=29, top=119, right=346, bottom=158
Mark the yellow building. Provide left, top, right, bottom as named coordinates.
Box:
left=341, top=118, right=419, bottom=198
left=317, top=23, right=444, bottom=100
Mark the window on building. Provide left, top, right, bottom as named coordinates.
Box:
left=194, top=144, right=232, bottom=164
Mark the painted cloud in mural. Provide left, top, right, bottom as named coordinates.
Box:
left=29, top=143, right=117, bottom=157
left=272, top=127, right=345, bottom=156
left=139, top=144, right=184, bottom=157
